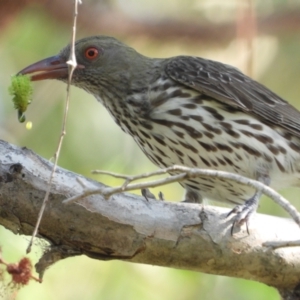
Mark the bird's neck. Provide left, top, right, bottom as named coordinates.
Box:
left=95, top=57, right=164, bottom=115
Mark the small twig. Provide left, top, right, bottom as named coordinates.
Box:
left=263, top=240, right=300, bottom=250
left=26, top=0, right=81, bottom=253
left=92, top=170, right=131, bottom=179
left=92, top=168, right=170, bottom=181
left=65, top=166, right=300, bottom=228
left=93, top=168, right=170, bottom=191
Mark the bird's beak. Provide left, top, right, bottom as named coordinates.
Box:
left=17, top=55, right=84, bottom=81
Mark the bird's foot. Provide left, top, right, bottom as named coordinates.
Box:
left=141, top=188, right=164, bottom=201
left=227, top=194, right=260, bottom=235
left=227, top=205, right=253, bottom=235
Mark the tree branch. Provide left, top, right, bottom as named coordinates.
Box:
left=1, top=139, right=300, bottom=291
left=65, top=167, right=300, bottom=230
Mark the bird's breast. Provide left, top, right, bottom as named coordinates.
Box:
left=97, top=78, right=300, bottom=203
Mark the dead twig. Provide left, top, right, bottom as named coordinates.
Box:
left=26, top=0, right=81, bottom=253
left=64, top=165, right=300, bottom=228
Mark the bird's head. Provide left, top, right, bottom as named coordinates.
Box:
left=18, top=36, right=152, bottom=98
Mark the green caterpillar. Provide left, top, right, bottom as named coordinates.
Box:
left=9, top=75, right=33, bottom=123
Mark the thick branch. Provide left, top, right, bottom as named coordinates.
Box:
left=0, top=139, right=300, bottom=290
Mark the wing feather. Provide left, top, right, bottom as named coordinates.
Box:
left=166, top=56, right=300, bottom=137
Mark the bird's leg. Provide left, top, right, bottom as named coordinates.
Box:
left=227, top=174, right=270, bottom=235
left=183, top=189, right=203, bottom=204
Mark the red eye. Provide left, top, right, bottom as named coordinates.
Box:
left=84, top=47, right=99, bottom=60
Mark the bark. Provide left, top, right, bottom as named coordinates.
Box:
left=1, top=139, right=300, bottom=296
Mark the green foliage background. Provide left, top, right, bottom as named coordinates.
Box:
left=0, top=1, right=300, bottom=299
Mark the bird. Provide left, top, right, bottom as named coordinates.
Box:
left=18, top=35, right=300, bottom=232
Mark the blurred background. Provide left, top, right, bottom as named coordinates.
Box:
left=0, top=0, right=300, bottom=299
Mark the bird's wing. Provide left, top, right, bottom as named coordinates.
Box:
left=166, top=56, right=300, bottom=137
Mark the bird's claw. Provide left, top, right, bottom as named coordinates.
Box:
left=141, top=188, right=156, bottom=201
left=227, top=205, right=255, bottom=235
left=227, top=191, right=261, bottom=236
left=141, top=188, right=164, bottom=201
